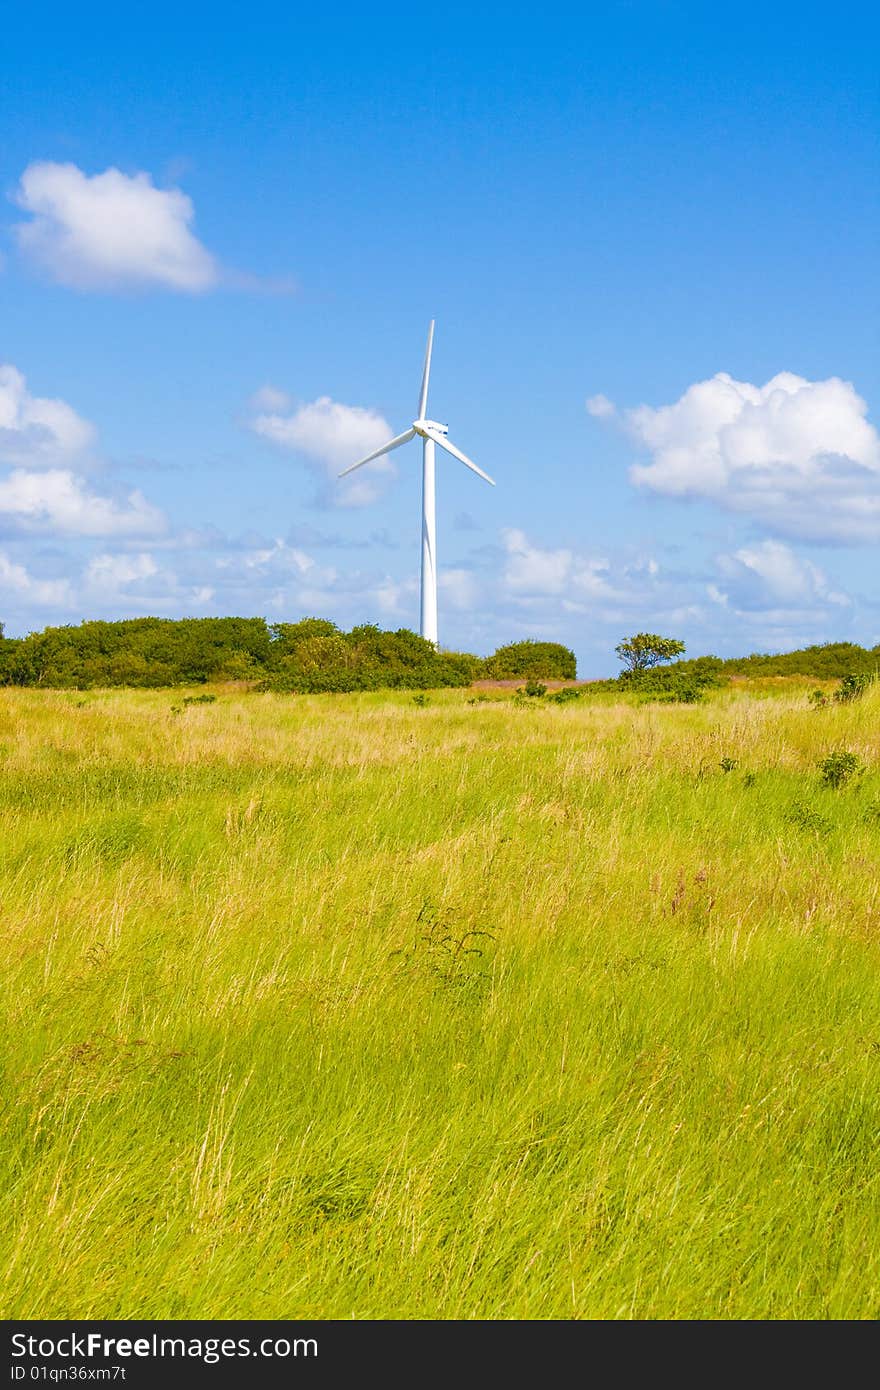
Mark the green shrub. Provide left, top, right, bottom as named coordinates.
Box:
left=0, top=617, right=483, bottom=694
left=785, top=800, right=833, bottom=834
left=261, top=626, right=476, bottom=694
left=480, top=640, right=576, bottom=681
left=547, top=686, right=586, bottom=704
left=669, top=644, right=880, bottom=682
left=215, top=652, right=265, bottom=681
left=0, top=617, right=272, bottom=688
left=715, top=642, right=880, bottom=679
left=819, top=750, right=864, bottom=788
left=649, top=679, right=706, bottom=704
left=620, top=667, right=717, bottom=703
left=268, top=618, right=342, bottom=657
left=834, top=673, right=873, bottom=704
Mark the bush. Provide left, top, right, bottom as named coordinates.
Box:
left=0, top=634, right=21, bottom=685
left=619, top=666, right=719, bottom=703
left=834, top=673, right=874, bottom=704
left=271, top=634, right=355, bottom=691
left=215, top=652, right=265, bottom=681
left=649, top=678, right=706, bottom=704
left=819, top=750, right=864, bottom=789
left=547, top=686, right=586, bottom=705
left=0, top=617, right=480, bottom=694
left=261, top=626, right=477, bottom=694
left=785, top=800, right=833, bottom=834
left=480, top=640, right=576, bottom=681
left=0, top=617, right=273, bottom=688
left=669, top=645, right=880, bottom=682
left=715, top=642, right=880, bottom=679
left=269, top=618, right=342, bottom=657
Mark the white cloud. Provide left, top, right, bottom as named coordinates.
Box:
left=489, top=527, right=858, bottom=663
left=440, top=568, right=478, bottom=611
left=250, top=395, right=397, bottom=506
left=218, top=538, right=334, bottom=584
left=83, top=554, right=214, bottom=611
left=613, top=372, right=880, bottom=543
left=85, top=552, right=159, bottom=590
left=503, top=528, right=573, bottom=595
left=502, top=528, right=613, bottom=599
left=250, top=384, right=291, bottom=412
left=0, top=469, right=166, bottom=537
left=0, top=551, right=71, bottom=606
left=365, top=568, right=476, bottom=620
left=374, top=575, right=418, bottom=616
left=0, top=516, right=863, bottom=673
left=13, top=162, right=218, bottom=292
left=0, top=364, right=95, bottom=465
left=586, top=393, right=615, bottom=419
left=711, top=539, right=849, bottom=613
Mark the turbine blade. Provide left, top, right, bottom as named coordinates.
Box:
left=337, top=427, right=416, bottom=477
left=423, top=426, right=495, bottom=485
left=417, top=320, right=435, bottom=420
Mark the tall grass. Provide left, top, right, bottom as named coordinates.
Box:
left=1, top=683, right=878, bottom=1319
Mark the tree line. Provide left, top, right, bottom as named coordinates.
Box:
left=0, top=618, right=576, bottom=691
left=599, top=634, right=880, bottom=702
left=0, top=618, right=876, bottom=693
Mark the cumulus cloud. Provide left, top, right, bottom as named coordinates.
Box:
left=85, top=552, right=159, bottom=590
left=370, top=570, right=477, bottom=621
left=0, top=469, right=166, bottom=537
left=503, top=528, right=573, bottom=595
left=0, top=364, right=168, bottom=540
left=502, top=528, right=613, bottom=599
left=13, top=162, right=218, bottom=292
left=0, top=364, right=95, bottom=465
left=218, top=537, right=335, bottom=583
left=0, top=512, right=863, bottom=670
left=612, top=372, right=880, bottom=543
left=489, top=527, right=859, bottom=661
left=440, top=568, right=478, bottom=611
left=710, top=539, right=849, bottom=613
left=250, top=385, right=291, bottom=413
left=0, top=551, right=71, bottom=606
left=486, top=528, right=717, bottom=644
left=374, top=574, right=419, bottom=617
left=250, top=395, right=397, bottom=506
left=586, top=393, right=615, bottom=419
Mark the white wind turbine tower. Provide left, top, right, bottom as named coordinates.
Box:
left=338, top=321, right=494, bottom=646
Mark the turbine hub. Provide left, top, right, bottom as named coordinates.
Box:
left=414, top=419, right=449, bottom=437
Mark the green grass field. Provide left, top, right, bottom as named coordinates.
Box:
left=1, top=681, right=878, bottom=1319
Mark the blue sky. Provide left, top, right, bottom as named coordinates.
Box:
left=2, top=1, right=878, bottom=674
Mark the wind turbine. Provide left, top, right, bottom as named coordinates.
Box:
left=338, top=321, right=494, bottom=646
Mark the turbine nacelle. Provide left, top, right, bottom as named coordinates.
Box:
left=414, top=419, right=448, bottom=437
